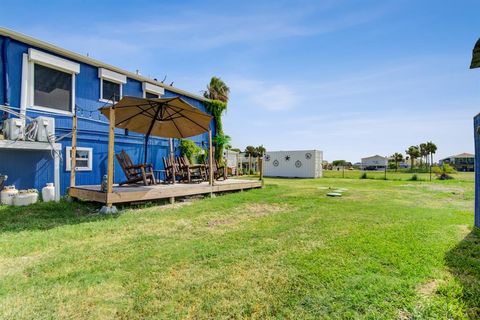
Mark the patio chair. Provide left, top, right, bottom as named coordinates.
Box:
left=206, top=157, right=227, bottom=181
left=163, top=156, right=185, bottom=184
left=179, top=156, right=207, bottom=183
left=116, top=150, right=156, bottom=186
left=0, top=174, right=7, bottom=190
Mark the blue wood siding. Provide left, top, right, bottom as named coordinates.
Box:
left=0, top=35, right=214, bottom=196
left=474, top=114, right=480, bottom=228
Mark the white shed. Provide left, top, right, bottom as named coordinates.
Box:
left=264, top=150, right=323, bottom=178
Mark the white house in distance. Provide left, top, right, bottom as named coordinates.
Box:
left=264, top=150, right=323, bottom=178
left=361, top=155, right=387, bottom=170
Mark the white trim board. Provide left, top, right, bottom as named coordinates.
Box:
left=98, top=68, right=127, bottom=84
left=143, top=82, right=165, bottom=97
left=28, top=48, right=80, bottom=74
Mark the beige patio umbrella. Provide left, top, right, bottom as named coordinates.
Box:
left=99, top=96, right=212, bottom=163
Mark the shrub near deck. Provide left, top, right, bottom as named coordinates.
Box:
left=0, top=174, right=478, bottom=319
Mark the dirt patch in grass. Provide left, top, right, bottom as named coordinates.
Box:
left=207, top=218, right=233, bottom=228
left=400, top=184, right=464, bottom=194
left=205, top=204, right=290, bottom=228
left=417, top=279, right=441, bottom=297
left=242, top=203, right=291, bottom=217
left=0, top=252, right=46, bottom=277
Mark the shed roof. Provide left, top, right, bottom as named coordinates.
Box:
left=0, top=27, right=209, bottom=103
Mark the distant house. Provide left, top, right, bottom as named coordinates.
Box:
left=439, top=153, right=474, bottom=172
left=361, top=155, right=387, bottom=170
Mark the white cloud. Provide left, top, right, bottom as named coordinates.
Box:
left=229, top=78, right=299, bottom=111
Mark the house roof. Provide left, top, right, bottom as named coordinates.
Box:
left=440, top=152, right=474, bottom=160
left=0, top=27, right=209, bottom=103
left=451, top=152, right=474, bottom=158
left=361, top=155, right=386, bottom=161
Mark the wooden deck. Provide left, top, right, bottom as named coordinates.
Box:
left=69, top=179, right=262, bottom=204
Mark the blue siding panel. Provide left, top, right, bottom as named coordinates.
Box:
left=0, top=34, right=214, bottom=197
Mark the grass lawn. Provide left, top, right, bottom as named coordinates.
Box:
left=0, top=174, right=478, bottom=319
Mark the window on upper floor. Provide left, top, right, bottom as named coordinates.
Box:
left=145, top=91, right=159, bottom=99
left=34, top=64, right=72, bottom=112
left=98, top=68, right=126, bottom=103
left=22, top=49, right=80, bottom=115
left=143, top=82, right=164, bottom=99
left=102, top=79, right=121, bottom=102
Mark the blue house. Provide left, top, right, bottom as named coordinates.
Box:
left=0, top=28, right=214, bottom=196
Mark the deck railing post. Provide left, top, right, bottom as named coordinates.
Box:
left=169, top=138, right=175, bottom=185
left=106, top=105, right=115, bottom=204
left=258, top=157, right=263, bottom=182
left=69, top=114, right=77, bottom=189
left=249, top=154, right=252, bottom=174
left=208, top=130, right=213, bottom=186
left=236, top=153, right=239, bottom=176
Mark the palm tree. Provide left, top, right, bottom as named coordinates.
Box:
left=256, top=145, right=266, bottom=157
left=406, top=146, right=420, bottom=170
left=419, top=143, right=428, bottom=168
left=391, top=152, right=404, bottom=172
left=213, top=133, right=231, bottom=165
left=426, top=141, right=437, bottom=181
left=426, top=141, right=437, bottom=165
left=244, top=146, right=258, bottom=157
left=203, top=77, right=230, bottom=103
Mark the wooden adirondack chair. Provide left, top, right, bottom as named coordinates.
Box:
left=116, top=150, right=156, bottom=186
left=205, top=156, right=227, bottom=181
left=179, top=156, right=206, bottom=183
left=163, top=156, right=185, bottom=183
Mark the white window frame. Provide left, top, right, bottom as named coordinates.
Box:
left=143, top=82, right=164, bottom=98
left=99, top=68, right=126, bottom=103
left=66, top=147, right=93, bottom=171
left=21, top=49, right=80, bottom=116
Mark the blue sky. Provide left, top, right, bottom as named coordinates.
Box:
left=2, top=0, right=480, bottom=162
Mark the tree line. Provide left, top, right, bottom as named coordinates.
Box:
left=391, top=141, right=437, bottom=171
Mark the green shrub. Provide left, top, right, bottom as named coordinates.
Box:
left=409, top=174, right=418, bottom=181
left=179, top=139, right=201, bottom=163
left=360, top=172, right=367, bottom=179
left=433, top=163, right=456, bottom=180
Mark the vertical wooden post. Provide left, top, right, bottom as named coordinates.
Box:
left=236, top=153, right=239, bottom=176
left=106, top=106, right=115, bottom=205
left=258, top=157, right=264, bottom=181
left=249, top=155, right=252, bottom=174
left=169, top=138, right=175, bottom=185
left=69, top=114, right=77, bottom=188
left=208, top=130, right=213, bottom=185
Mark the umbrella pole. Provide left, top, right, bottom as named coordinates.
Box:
left=208, top=130, right=213, bottom=186
left=170, top=138, right=175, bottom=185
left=144, top=135, right=149, bottom=164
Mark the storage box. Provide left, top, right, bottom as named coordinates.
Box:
left=3, top=118, right=24, bottom=140
left=34, top=117, right=55, bottom=142
left=264, top=150, right=323, bottom=178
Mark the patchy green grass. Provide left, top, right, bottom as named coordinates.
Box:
left=0, top=174, right=478, bottom=319
left=324, top=169, right=474, bottom=181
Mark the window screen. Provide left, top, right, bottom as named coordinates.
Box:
left=34, top=64, right=72, bottom=112
left=102, top=79, right=120, bottom=101
left=146, top=92, right=159, bottom=99
left=75, top=149, right=90, bottom=169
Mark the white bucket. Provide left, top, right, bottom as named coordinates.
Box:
left=13, top=190, right=38, bottom=206
left=42, top=183, right=55, bottom=202
left=1, top=185, right=18, bottom=206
